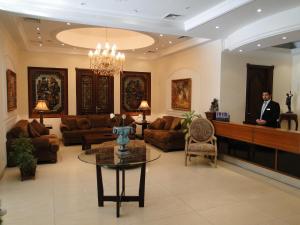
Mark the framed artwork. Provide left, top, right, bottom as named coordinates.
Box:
left=120, top=71, right=151, bottom=115
left=171, top=78, right=191, bottom=111
left=6, top=69, right=17, bottom=112
left=28, top=67, right=68, bottom=118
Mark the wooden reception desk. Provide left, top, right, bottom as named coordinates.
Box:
left=212, top=121, right=300, bottom=178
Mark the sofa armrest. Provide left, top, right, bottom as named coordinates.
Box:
left=31, top=137, right=51, bottom=150
left=60, top=123, right=71, bottom=132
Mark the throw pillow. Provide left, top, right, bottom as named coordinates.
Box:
left=76, top=118, right=91, bottom=130
left=28, top=123, right=41, bottom=137
left=149, top=118, right=165, bottom=130
left=31, top=119, right=47, bottom=135
left=163, top=116, right=174, bottom=130
left=170, top=117, right=182, bottom=130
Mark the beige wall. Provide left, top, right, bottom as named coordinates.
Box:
left=221, top=50, right=293, bottom=124
left=153, top=40, right=222, bottom=117
left=292, top=53, right=300, bottom=125
left=18, top=51, right=156, bottom=137
left=0, top=22, right=19, bottom=174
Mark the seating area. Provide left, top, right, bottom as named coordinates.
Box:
left=6, top=120, right=59, bottom=166
left=1, top=2, right=300, bottom=225
left=144, top=116, right=185, bottom=151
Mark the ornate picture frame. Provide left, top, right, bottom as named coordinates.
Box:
left=6, top=69, right=17, bottom=112
left=171, top=78, right=191, bottom=111
left=28, top=67, right=68, bottom=118
left=120, top=71, right=151, bottom=116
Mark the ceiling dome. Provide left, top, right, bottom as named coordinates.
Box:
left=56, top=27, right=155, bottom=50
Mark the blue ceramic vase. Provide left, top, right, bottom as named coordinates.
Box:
left=113, top=126, right=133, bottom=154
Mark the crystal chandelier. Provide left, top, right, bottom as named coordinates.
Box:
left=88, top=32, right=125, bottom=76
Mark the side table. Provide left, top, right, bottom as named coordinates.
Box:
left=279, top=113, right=298, bottom=130
left=135, top=121, right=150, bottom=139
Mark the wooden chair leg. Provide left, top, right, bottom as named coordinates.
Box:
left=214, top=155, right=217, bottom=168
left=185, top=154, right=188, bottom=166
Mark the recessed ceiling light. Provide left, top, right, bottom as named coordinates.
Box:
left=155, top=47, right=158, bottom=50
left=215, top=26, right=220, bottom=29
left=282, top=36, right=287, bottom=40
left=61, top=43, right=65, bottom=46
left=66, top=22, right=71, bottom=26
left=257, top=8, right=262, bottom=13
left=168, top=41, right=172, bottom=44
left=257, top=44, right=261, bottom=47
left=39, top=43, right=42, bottom=47
left=143, top=52, right=146, bottom=54
left=239, top=49, right=243, bottom=52
left=159, top=34, right=163, bottom=37
left=38, top=36, right=41, bottom=39
left=36, top=27, right=40, bottom=31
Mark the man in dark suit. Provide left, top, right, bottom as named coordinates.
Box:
left=256, top=91, right=280, bottom=128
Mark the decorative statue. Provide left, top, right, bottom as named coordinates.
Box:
left=285, top=91, right=293, bottom=113
left=209, top=98, right=219, bottom=112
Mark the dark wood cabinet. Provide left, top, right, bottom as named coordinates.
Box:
left=76, top=68, right=114, bottom=115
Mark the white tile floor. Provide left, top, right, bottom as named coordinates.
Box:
left=0, top=143, right=300, bottom=225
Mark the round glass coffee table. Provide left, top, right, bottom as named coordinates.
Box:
left=78, top=140, right=160, bottom=217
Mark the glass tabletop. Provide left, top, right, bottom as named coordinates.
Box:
left=78, top=140, right=160, bottom=167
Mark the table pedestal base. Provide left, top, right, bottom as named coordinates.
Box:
left=96, top=164, right=146, bottom=217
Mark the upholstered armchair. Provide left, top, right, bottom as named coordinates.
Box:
left=185, top=117, right=217, bottom=167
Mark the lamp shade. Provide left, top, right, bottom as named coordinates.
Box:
left=138, top=100, right=150, bottom=111
left=34, top=100, right=49, bottom=111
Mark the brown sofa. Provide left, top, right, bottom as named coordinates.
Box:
left=60, top=114, right=136, bottom=146
left=144, top=116, right=185, bottom=151
left=6, top=119, right=60, bottom=167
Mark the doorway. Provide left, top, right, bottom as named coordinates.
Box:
left=245, top=64, right=274, bottom=124
left=76, top=68, right=114, bottom=115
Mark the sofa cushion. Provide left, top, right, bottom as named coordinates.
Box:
left=31, top=119, right=48, bottom=135
left=170, top=117, right=182, bottom=130
left=149, top=118, right=165, bottom=130
left=76, top=118, right=91, bottom=130
left=62, top=117, right=78, bottom=130
left=28, top=123, right=41, bottom=137
left=7, top=120, right=30, bottom=138
left=163, top=116, right=174, bottom=130
left=89, top=115, right=110, bottom=128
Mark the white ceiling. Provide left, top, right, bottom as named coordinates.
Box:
left=1, top=0, right=300, bottom=56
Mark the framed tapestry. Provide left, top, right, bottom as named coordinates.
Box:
left=171, top=78, right=191, bottom=111
left=120, top=71, right=151, bottom=116
left=28, top=67, right=68, bottom=118
left=6, top=69, right=17, bottom=112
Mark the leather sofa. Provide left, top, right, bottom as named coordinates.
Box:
left=60, top=114, right=136, bottom=146
left=144, top=116, right=185, bottom=151
left=6, top=119, right=59, bottom=167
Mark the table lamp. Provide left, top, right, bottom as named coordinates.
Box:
left=138, top=100, right=150, bottom=122
left=34, top=100, right=49, bottom=125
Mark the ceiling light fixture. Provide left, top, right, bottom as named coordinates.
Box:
left=88, top=28, right=125, bottom=76
left=257, top=8, right=262, bottom=13
left=215, top=26, right=220, bottom=29
left=282, top=36, right=287, bottom=40
left=36, top=27, right=40, bottom=31
left=61, top=43, right=64, bottom=46
left=159, top=34, right=163, bottom=37
left=38, top=36, right=41, bottom=39
left=239, top=49, right=243, bottom=52
left=257, top=44, right=261, bottom=47
left=39, top=43, right=42, bottom=47
left=168, top=41, right=172, bottom=44
left=67, top=22, right=71, bottom=26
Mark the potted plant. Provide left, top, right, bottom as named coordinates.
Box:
left=181, top=110, right=201, bottom=140
left=205, top=98, right=219, bottom=120
left=10, top=137, right=37, bottom=181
